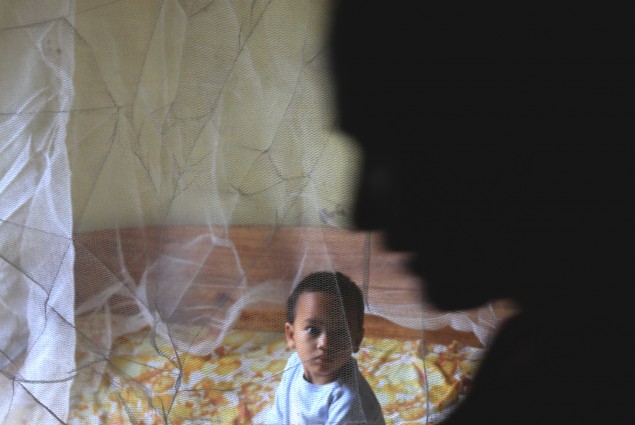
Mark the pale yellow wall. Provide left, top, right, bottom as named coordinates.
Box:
left=66, top=0, right=359, bottom=231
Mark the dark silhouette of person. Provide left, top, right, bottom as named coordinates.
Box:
left=329, top=2, right=633, bottom=424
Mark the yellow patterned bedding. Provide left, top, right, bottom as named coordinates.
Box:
left=69, top=316, right=483, bottom=424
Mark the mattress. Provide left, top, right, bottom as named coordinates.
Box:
left=68, top=314, right=484, bottom=424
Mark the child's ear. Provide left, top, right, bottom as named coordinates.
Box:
left=284, top=322, right=295, bottom=349
left=352, top=327, right=364, bottom=353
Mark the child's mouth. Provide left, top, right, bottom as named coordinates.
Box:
left=314, top=354, right=333, bottom=365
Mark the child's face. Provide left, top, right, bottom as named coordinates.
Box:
left=285, top=291, right=363, bottom=385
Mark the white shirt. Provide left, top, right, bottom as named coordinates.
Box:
left=264, top=351, right=385, bottom=425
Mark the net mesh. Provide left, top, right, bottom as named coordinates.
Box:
left=0, top=1, right=501, bottom=423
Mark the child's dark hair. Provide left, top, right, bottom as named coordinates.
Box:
left=287, top=271, right=365, bottom=329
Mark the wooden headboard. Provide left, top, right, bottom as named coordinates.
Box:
left=73, top=225, right=517, bottom=348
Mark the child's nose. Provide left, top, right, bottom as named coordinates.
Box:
left=317, top=332, right=328, bottom=350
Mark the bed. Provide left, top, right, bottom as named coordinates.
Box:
left=67, top=225, right=514, bottom=424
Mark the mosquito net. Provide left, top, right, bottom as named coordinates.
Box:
left=1, top=1, right=502, bottom=423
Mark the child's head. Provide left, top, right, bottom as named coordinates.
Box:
left=285, top=271, right=365, bottom=385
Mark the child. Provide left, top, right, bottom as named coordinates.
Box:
left=265, top=271, right=385, bottom=424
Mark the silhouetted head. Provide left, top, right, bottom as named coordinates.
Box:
left=329, top=2, right=634, bottom=312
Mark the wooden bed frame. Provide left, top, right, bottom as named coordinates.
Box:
left=73, top=225, right=517, bottom=349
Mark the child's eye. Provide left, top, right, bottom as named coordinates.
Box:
left=305, top=326, right=321, bottom=337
